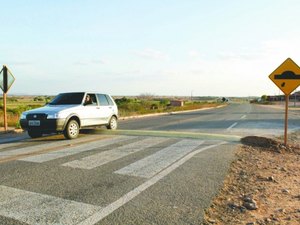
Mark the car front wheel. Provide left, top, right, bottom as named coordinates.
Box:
left=64, top=120, right=79, bottom=139
left=107, top=116, right=118, bottom=130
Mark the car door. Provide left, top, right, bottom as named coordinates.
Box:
left=96, top=94, right=113, bottom=124
left=80, top=93, right=102, bottom=126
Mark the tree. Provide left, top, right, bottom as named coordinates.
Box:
left=261, top=95, right=268, bottom=102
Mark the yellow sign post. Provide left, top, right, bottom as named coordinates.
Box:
left=269, top=58, right=300, bottom=145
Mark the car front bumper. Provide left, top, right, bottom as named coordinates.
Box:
left=20, top=118, right=65, bottom=133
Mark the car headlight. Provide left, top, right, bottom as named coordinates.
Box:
left=47, top=113, right=60, bottom=119
left=20, top=113, right=27, bottom=120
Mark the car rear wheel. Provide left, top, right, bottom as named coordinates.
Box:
left=107, top=116, right=118, bottom=130
left=64, top=120, right=79, bottom=139
left=28, top=130, right=43, bottom=138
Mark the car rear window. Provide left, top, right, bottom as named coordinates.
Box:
left=105, top=95, right=114, bottom=105
left=97, top=94, right=109, bottom=106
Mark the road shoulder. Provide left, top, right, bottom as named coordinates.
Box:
left=203, top=131, right=300, bottom=224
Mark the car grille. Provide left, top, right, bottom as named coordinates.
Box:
left=26, top=113, right=48, bottom=120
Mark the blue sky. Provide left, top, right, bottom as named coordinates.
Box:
left=1, top=0, right=300, bottom=96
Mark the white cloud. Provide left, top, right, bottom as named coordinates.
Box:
left=134, top=48, right=169, bottom=61
left=217, top=50, right=261, bottom=61
left=129, top=39, right=300, bottom=96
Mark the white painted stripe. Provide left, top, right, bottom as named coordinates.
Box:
left=227, top=122, right=238, bottom=130
left=115, top=139, right=204, bottom=178
left=78, top=141, right=227, bottom=225
left=0, top=135, right=113, bottom=160
left=0, top=142, right=24, bottom=151
left=240, top=115, right=247, bottom=119
left=0, top=185, right=101, bottom=225
left=0, top=136, right=28, bottom=148
left=0, top=140, right=73, bottom=160
left=62, top=137, right=167, bottom=170
left=20, top=136, right=135, bottom=163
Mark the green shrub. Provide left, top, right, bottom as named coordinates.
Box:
left=7, top=97, right=18, bottom=102
left=15, top=121, right=21, bottom=129
left=7, top=105, right=41, bottom=115
left=34, top=96, right=45, bottom=102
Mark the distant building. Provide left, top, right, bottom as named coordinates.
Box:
left=170, top=100, right=184, bottom=107
left=267, top=91, right=300, bottom=101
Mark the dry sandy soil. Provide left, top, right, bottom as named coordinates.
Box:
left=203, top=131, right=300, bottom=225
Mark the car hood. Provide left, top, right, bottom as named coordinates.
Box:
left=24, top=105, right=81, bottom=115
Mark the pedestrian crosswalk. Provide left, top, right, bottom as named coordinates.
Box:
left=62, top=137, right=167, bottom=169
left=19, top=136, right=136, bottom=163
left=0, top=185, right=102, bottom=225
left=0, top=135, right=226, bottom=225
left=115, top=139, right=204, bottom=178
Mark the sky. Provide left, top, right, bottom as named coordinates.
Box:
left=1, top=0, right=300, bottom=97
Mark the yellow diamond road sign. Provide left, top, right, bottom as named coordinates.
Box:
left=269, top=58, right=300, bottom=95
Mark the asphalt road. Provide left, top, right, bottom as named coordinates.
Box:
left=0, top=103, right=299, bottom=225
left=119, top=102, right=300, bottom=137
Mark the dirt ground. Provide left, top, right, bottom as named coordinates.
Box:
left=203, top=131, right=300, bottom=225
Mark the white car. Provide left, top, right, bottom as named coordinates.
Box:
left=20, top=92, right=118, bottom=139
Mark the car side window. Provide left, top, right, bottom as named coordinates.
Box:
left=97, top=94, right=109, bottom=106
left=85, top=93, right=98, bottom=106
left=105, top=95, right=114, bottom=105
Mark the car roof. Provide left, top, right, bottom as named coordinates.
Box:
left=58, top=92, right=109, bottom=95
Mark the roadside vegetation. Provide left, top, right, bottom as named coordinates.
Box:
left=0, top=95, right=225, bottom=129
left=249, top=95, right=273, bottom=105
left=116, top=97, right=223, bottom=117
left=0, top=96, right=48, bottom=128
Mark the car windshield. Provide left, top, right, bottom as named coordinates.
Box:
left=48, top=92, right=84, bottom=105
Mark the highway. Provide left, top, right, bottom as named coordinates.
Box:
left=119, top=103, right=300, bottom=137
left=0, top=103, right=299, bottom=225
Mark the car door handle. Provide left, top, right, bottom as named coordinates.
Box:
left=96, top=107, right=100, bottom=109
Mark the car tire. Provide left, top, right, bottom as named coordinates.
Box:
left=28, top=130, right=43, bottom=138
left=64, top=120, right=80, bottom=139
left=107, top=116, right=118, bottom=130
